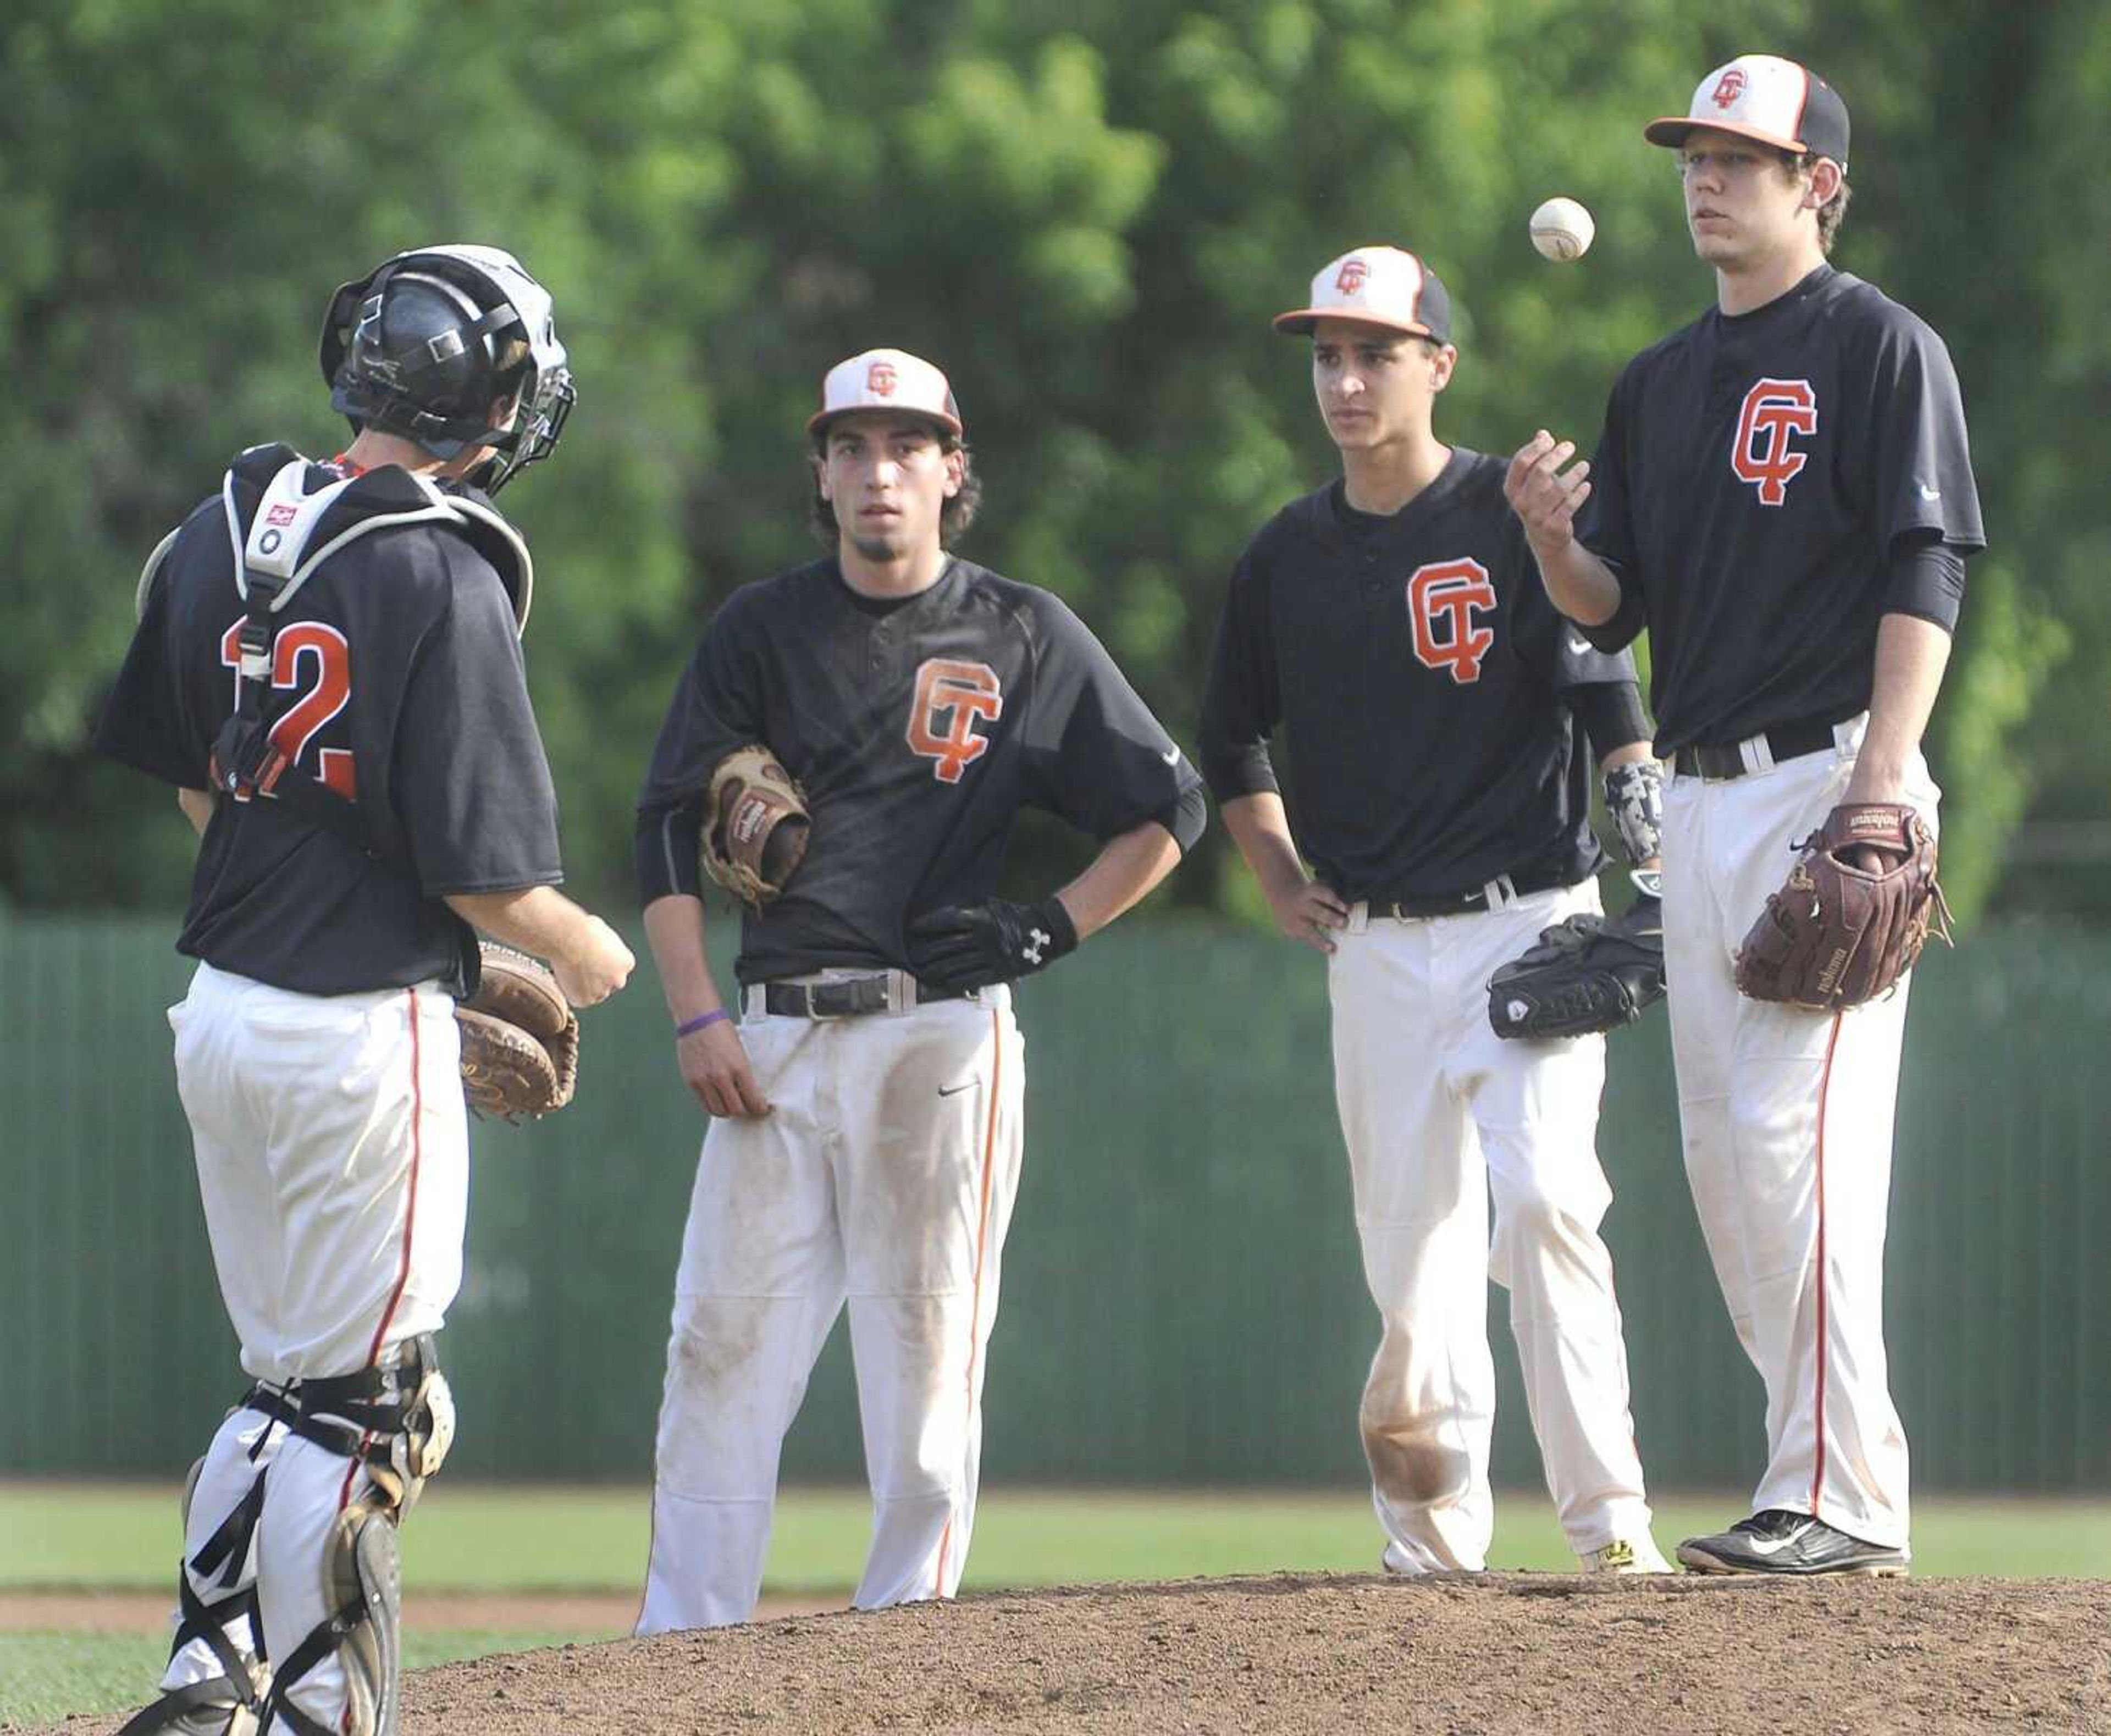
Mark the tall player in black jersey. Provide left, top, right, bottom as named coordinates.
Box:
left=1200, top=247, right=1670, bottom=1578
left=1509, top=56, right=1985, bottom=1578
left=95, top=245, right=633, bottom=1735
left=632, top=349, right=1204, bottom=1629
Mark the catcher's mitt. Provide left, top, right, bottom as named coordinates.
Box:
left=456, top=943, right=579, bottom=1121
left=700, top=745, right=810, bottom=908
left=1734, top=803, right=1949, bottom=1011
left=1489, top=885, right=1666, bottom=1040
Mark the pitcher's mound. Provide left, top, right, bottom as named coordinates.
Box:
left=56, top=1572, right=2111, bottom=1734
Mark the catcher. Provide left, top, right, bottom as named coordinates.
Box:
left=92, top=244, right=630, bottom=1736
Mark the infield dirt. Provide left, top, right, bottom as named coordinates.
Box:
left=32, top=1571, right=2109, bottom=1734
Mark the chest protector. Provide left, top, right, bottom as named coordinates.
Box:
left=161, top=445, right=532, bottom=850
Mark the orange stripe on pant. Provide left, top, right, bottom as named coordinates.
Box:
left=936, top=1005, right=1003, bottom=1593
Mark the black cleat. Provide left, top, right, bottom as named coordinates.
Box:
left=1677, top=1508, right=1910, bottom=1577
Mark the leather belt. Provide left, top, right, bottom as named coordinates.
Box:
left=1672, top=716, right=1842, bottom=781
left=751, top=974, right=969, bottom=1020
left=1368, top=867, right=1573, bottom=921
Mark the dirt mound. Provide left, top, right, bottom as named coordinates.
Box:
left=42, top=1572, right=2109, bottom=1735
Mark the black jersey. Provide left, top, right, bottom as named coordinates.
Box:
left=1577, top=265, right=1986, bottom=753
left=637, top=557, right=1203, bottom=985
left=1198, top=450, right=1639, bottom=903
left=95, top=446, right=563, bottom=997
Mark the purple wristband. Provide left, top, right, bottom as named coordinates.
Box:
left=675, top=1009, right=731, bottom=1039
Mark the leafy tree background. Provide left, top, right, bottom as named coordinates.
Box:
left=3, top=0, right=2101, bottom=926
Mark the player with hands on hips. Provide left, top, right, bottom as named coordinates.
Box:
left=92, top=244, right=629, bottom=1736
left=633, top=347, right=1204, bottom=1629
left=1507, top=56, right=1983, bottom=1577
left=1200, top=245, right=1671, bottom=1579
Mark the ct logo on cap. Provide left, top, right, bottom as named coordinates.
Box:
left=1711, top=69, right=1747, bottom=108
left=866, top=361, right=898, bottom=397
left=1334, top=258, right=1370, bottom=295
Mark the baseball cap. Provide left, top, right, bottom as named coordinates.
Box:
left=1273, top=247, right=1452, bottom=344
left=808, top=348, right=963, bottom=438
left=1645, top=54, right=1850, bottom=168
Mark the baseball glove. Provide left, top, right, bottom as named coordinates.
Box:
left=1489, top=883, right=1666, bottom=1040
left=700, top=745, right=810, bottom=908
left=456, top=943, right=578, bottom=1120
left=1734, top=803, right=1949, bottom=1011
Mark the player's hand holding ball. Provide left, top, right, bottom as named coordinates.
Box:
left=1529, top=196, right=1595, bottom=262
left=908, top=895, right=1078, bottom=991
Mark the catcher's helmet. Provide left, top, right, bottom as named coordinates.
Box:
left=320, top=244, right=575, bottom=493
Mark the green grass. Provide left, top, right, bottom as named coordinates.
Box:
left=4, top=1483, right=2107, bottom=1727
left=7, top=1481, right=2108, bottom=1594
left=0, top=1631, right=566, bottom=1728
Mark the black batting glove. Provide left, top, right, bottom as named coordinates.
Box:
left=906, top=895, right=1079, bottom=992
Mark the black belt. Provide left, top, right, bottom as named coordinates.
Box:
left=759, top=975, right=969, bottom=1019
left=1672, top=716, right=1842, bottom=781
left=1368, top=867, right=1574, bottom=921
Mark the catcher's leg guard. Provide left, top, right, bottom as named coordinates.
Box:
left=121, top=1445, right=275, bottom=1735
left=256, top=1496, right=402, bottom=1736
left=253, top=1337, right=449, bottom=1736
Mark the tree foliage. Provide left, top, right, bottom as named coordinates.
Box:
left=3, top=0, right=2101, bottom=922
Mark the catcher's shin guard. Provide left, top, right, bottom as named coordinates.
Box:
left=256, top=1495, right=402, bottom=1736
left=119, top=1455, right=270, bottom=1735
left=251, top=1339, right=448, bottom=1736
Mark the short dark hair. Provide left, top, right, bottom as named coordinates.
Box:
left=808, top=430, right=982, bottom=550
left=1779, top=150, right=1852, bottom=254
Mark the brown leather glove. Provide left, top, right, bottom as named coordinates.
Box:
left=1734, top=803, right=1950, bottom=1011
left=456, top=943, right=579, bottom=1120
left=699, top=745, right=810, bottom=908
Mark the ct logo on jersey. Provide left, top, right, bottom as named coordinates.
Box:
left=1732, top=378, right=1819, bottom=506
left=908, top=658, right=1003, bottom=783
left=1406, top=559, right=1498, bottom=685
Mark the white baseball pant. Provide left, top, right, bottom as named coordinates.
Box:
left=1328, top=881, right=1656, bottom=1573
left=637, top=981, right=1025, bottom=1632
left=156, top=962, right=466, bottom=1728
left=1661, top=716, right=1939, bottom=1550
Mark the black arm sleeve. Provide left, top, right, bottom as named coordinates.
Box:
left=1154, top=779, right=1209, bottom=856
left=1881, top=538, right=1967, bottom=634
left=635, top=799, right=707, bottom=905
left=634, top=600, right=767, bottom=906
left=1567, top=681, right=1651, bottom=762
left=1196, top=550, right=1283, bottom=803
left=1572, top=369, right=1650, bottom=654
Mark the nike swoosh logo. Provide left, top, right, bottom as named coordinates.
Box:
left=1567, top=637, right=1593, bottom=656
left=938, top=1081, right=977, bottom=1098
left=1917, top=484, right=1942, bottom=501
left=1159, top=745, right=1181, bottom=765
left=1741, top=1525, right=1814, bottom=1556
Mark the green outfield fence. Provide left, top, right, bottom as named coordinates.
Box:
left=3, top=907, right=2107, bottom=1494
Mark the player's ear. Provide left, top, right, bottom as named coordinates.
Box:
left=811, top=449, right=832, bottom=503
left=1428, top=343, right=1458, bottom=392
left=942, top=445, right=964, bottom=498
left=1805, top=156, right=1844, bottom=213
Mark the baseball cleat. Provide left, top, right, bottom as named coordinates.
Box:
left=1579, top=1535, right=1675, bottom=1574
left=1676, top=1509, right=1910, bottom=1577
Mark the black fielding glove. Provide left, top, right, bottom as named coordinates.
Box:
left=906, top=895, right=1079, bottom=992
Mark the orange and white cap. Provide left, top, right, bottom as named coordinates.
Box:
left=1645, top=54, right=1850, bottom=167
left=807, top=348, right=963, bottom=438
left=1273, top=246, right=1452, bottom=344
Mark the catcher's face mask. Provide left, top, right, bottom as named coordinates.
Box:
left=320, top=243, right=576, bottom=493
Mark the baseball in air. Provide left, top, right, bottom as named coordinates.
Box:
left=1529, top=197, right=1595, bottom=262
